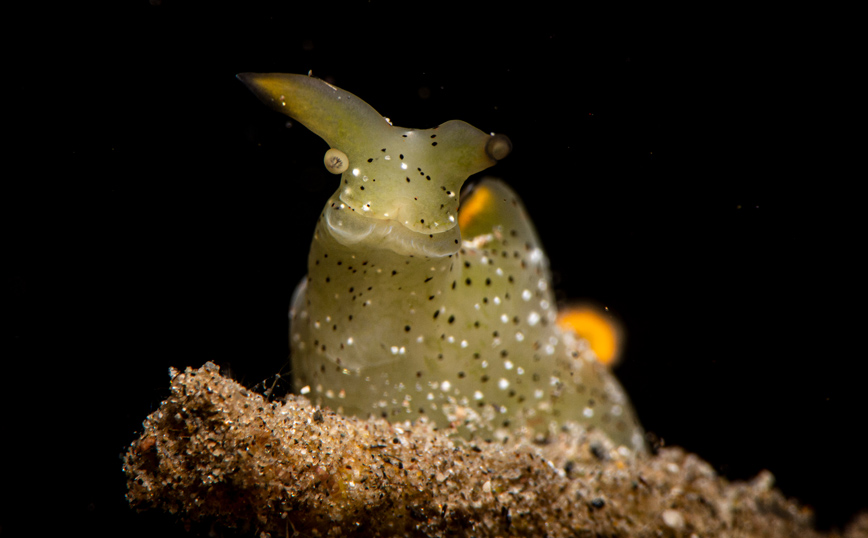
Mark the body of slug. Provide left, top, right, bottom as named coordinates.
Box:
left=239, top=73, right=645, bottom=452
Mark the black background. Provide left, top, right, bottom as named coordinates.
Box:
left=5, top=2, right=861, bottom=536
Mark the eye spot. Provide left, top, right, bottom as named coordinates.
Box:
left=485, top=133, right=512, bottom=161
left=324, top=148, right=349, bottom=174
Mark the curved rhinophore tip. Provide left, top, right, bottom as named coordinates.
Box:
left=236, top=73, right=264, bottom=97
left=324, top=148, right=349, bottom=174
left=485, top=134, right=512, bottom=161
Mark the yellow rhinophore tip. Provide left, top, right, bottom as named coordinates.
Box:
left=557, top=304, right=623, bottom=367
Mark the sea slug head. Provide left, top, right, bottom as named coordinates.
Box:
left=237, top=73, right=510, bottom=235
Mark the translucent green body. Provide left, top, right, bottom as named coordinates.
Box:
left=239, top=73, right=645, bottom=451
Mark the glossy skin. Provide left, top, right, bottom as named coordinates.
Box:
left=239, top=73, right=645, bottom=451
